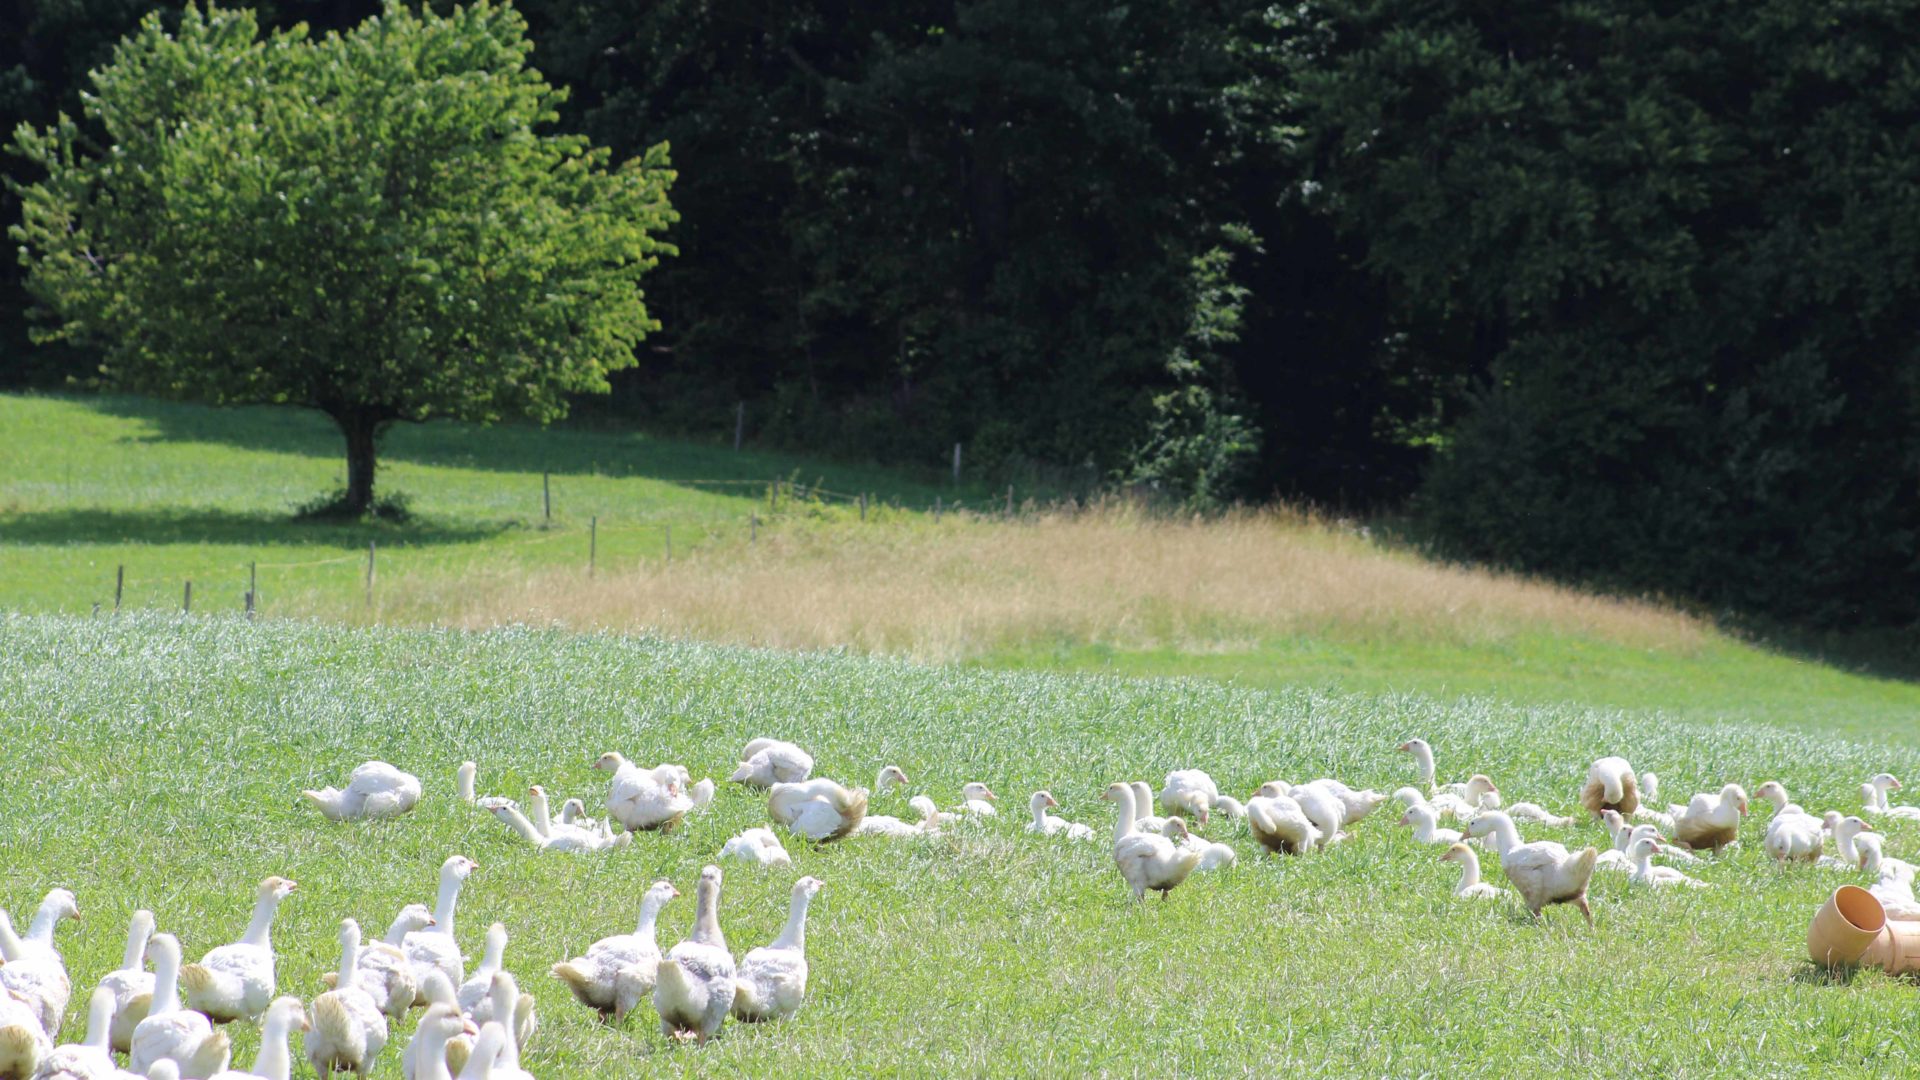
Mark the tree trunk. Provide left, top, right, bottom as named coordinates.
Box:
left=334, top=409, right=383, bottom=515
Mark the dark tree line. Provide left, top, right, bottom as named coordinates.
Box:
left=6, top=0, right=1918, bottom=627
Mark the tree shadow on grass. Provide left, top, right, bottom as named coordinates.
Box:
left=0, top=507, right=501, bottom=548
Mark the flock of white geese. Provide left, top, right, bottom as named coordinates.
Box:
left=5, top=735, right=1918, bottom=1079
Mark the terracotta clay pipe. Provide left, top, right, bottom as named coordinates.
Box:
left=1807, top=885, right=1920, bottom=972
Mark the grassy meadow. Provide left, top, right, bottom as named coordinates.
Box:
left=5, top=613, right=1920, bottom=1076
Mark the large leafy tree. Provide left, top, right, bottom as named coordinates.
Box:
left=10, top=0, right=676, bottom=513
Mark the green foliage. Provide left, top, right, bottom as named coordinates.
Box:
left=9, top=1, right=676, bottom=512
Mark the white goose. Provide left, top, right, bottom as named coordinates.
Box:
left=1671, top=784, right=1747, bottom=852
left=1870, top=774, right=1920, bottom=820
left=1103, top=783, right=1202, bottom=901
left=399, top=1004, right=466, bottom=1080
left=129, top=934, right=231, bottom=1079
left=653, top=867, right=735, bottom=1044
left=1212, top=796, right=1247, bottom=823
left=720, top=827, right=795, bottom=865
left=1440, top=843, right=1506, bottom=898
left=28, top=986, right=124, bottom=1080
left=306, top=920, right=387, bottom=1079
left=595, top=753, right=695, bottom=832
left=1398, top=738, right=1471, bottom=797
left=1128, top=782, right=1173, bottom=834
left=1297, top=778, right=1389, bottom=825
left=454, top=925, right=508, bottom=1019
left=0, top=888, right=79, bottom=1038
left=1398, top=804, right=1462, bottom=845
left=0, top=989, right=50, bottom=1080
left=454, top=1024, right=507, bottom=1080
left=1025, top=792, right=1096, bottom=840
left=404, top=857, right=478, bottom=989
left=1466, top=811, right=1599, bottom=924
left=768, top=779, right=870, bottom=842
left=478, top=975, right=533, bottom=1080
left=1246, top=791, right=1319, bottom=855
left=552, top=880, right=678, bottom=1019
left=182, top=877, right=297, bottom=1024
left=1626, top=836, right=1710, bottom=888
left=1164, top=818, right=1237, bottom=871
left=1868, top=859, right=1920, bottom=921
left=1753, top=780, right=1805, bottom=818
left=490, top=802, right=629, bottom=853
left=873, top=765, right=910, bottom=798
left=731, top=877, right=824, bottom=1023
left=908, top=795, right=956, bottom=829
left=206, top=996, right=307, bottom=1080
left=849, top=798, right=939, bottom=839
left=302, top=761, right=422, bottom=821
left=1579, top=756, right=1641, bottom=819
left=456, top=762, right=478, bottom=805
left=400, top=977, right=473, bottom=1080
left=319, top=904, right=435, bottom=1018
left=95, top=909, right=156, bottom=1054
left=1594, top=814, right=1664, bottom=873
left=1818, top=813, right=1875, bottom=870
left=730, top=739, right=814, bottom=788
left=957, top=782, right=999, bottom=817
left=1158, top=770, right=1219, bottom=825
left=1275, top=781, right=1344, bottom=848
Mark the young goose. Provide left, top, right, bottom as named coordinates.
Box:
left=1159, top=771, right=1219, bottom=825
left=0, top=983, right=52, bottom=1080
left=456, top=762, right=478, bottom=804
left=307, top=920, right=388, bottom=1079
left=768, top=779, right=870, bottom=842
left=957, top=782, right=1000, bottom=817
left=1164, top=818, right=1237, bottom=871
left=96, top=908, right=157, bottom=1053
left=908, top=795, right=957, bottom=829
left=1626, top=837, right=1710, bottom=888
left=1246, top=791, right=1319, bottom=855
left=182, top=877, right=297, bottom=1024
left=399, top=1004, right=467, bottom=1080
left=732, top=877, right=825, bottom=1023
left=401, top=977, right=474, bottom=1080
left=1398, top=738, right=1471, bottom=797
left=730, top=739, right=814, bottom=788
left=1297, top=779, right=1389, bottom=825
left=552, top=881, right=678, bottom=1019
left=1103, top=783, right=1203, bottom=901
left=302, top=761, right=422, bottom=821
left=1398, top=804, right=1462, bottom=845
left=1212, top=796, right=1247, bottom=823
left=1753, top=781, right=1805, bottom=818
left=478, top=975, right=533, bottom=1080
left=1595, top=817, right=1665, bottom=873
left=130, top=934, right=231, bottom=1079
left=206, top=996, right=307, bottom=1080
left=0, top=888, right=80, bottom=1037
left=1466, top=811, right=1599, bottom=924
left=404, top=857, right=478, bottom=988
left=454, top=1024, right=508, bottom=1080
left=1503, top=801, right=1575, bottom=827
left=1818, top=813, right=1875, bottom=869
left=1272, top=781, right=1344, bottom=848
left=1439, top=843, right=1506, bottom=898
left=720, top=827, right=795, bottom=864
left=30, top=985, right=123, bottom=1079
left=1762, top=804, right=1824, bottom=864
left=1128, top=782, right=1173, bottom=834
left=1869, top=773, right=1920, bottom=820
left=490, top=803, right=630, bottom=853
left=320, top=904, right=436, bottom=1018
left=873, top=765, right=910, bottom=797
left=654, top=866, right=736, bottom=1044
left=850, top=796, right=941, bottom=838
left=1026, top=792, right=1096, bottom=841
left=1579, top=756, right=1641, bottom=819
left=454, top=925, right=508, bottom=1018
left=595, top=753, right=695, bottom=832
left=1671, top=784, right=1747, bottom=852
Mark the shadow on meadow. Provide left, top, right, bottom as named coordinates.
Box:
left=0, top=506, right=501, bottom=548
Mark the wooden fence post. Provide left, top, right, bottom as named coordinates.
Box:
left=247, top=561, right=257, bottom=620
left=665, top=524, right=673, bottom=563
left=953, top=442, right=962, bottom=485
left=934, top=496, right=942, bottom=521
left=543, top=471, right=552, bottom=523
left=751, top=513, right=758, bottom=544
left=114, top=566, right=124, bottom=613
left=734, top=402, right=745, bottom=451
left=589, top=516, right=598, bottom=577
left=366, top=541, right=376, bottom=607
left=859, top=493, right=867, bottom=522
left=1006, top=484, right=1014, bottom=516
left=183, top=580, right=192, bottom=613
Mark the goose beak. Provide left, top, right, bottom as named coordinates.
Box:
left=1895, top=778, right=1906, bottom=790
left=1396, top=742, right=1412, bottom=752
left=1398, top=812, right=1412, bottom=827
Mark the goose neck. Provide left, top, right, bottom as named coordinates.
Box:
left=773, top=890, right=813, bottom=951
left=254, top=1011, right=294, bottom=1080
left=242, top=892, right=282, bottom=948
left=0, top=913, right=21, bottom=961
left=692, top=882, right=725, bottom=949
left=434, top=868, right=465, bottom=933
left=122, top=914, right=154, bottom=971
left=1411, top=742, right=1436, bottom=787
left=635, top=895, right=666, bottom=940
left=26, top=898, right=63, bottom=946
left=337, top=934, right=361, bottom=987
left=152, top=942, right=182, bottom=1016
left=1456, top=851, right=1481, bottom=889
left=529, top=791, right=552, bottom=837
left=1111, top=788, right=1138, bottom=843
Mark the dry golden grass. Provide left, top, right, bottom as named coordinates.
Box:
left=297, top=504, right=1708, bottom=662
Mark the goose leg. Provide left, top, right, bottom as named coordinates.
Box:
left=1574, top=895, right=1593, bottom=926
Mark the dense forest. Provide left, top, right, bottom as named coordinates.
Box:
left=6, top=0, right=1918, bottom=628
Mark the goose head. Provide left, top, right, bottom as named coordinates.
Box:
left=42, top=887, right=81, bottom=924
left=1720, top=784, right=1750, bottom=815
left=1031, top=791, right=1059, bottom=813
left=441, top=854, right=479, bottom=885
left=1465, top=775, right=1498, bottom=804
left=266, top=995, right=310, bottom=1033
left=909, top=795, right=941, bottom=822
left=876, top=766, right=909, bottom=792
left=1600, top=809, right=1624, bottom=832
left=1162, top=816, right=1191, bottom=841
left=962, top=782, right=998, bottom=804
left=1396, top=739, right=1430, bottom=756
left=1627, top=836, right=1660, bottom=861
left=258, top=876, right=298, bottom=904
left=393, top=904, right=436, bottom=934
left=1255, top=781, right=1291, bottom=799
left=644, top=880, right=681, bottom=907
left=1213, top=795, right=1246, bottom=820
left=1465, top=810, right=1514, bottom=839
left=1840, top=815, right=1875, bottom=839
left=1101, top=782, right=1132, bottom=804
left=417, top=1001, right=468, bottom=1045
left=1439, top=842, right=1473, bottom=865
left=593, top=752, right=631, bottom=773
left=1873, top=773, right=1902, bottom=793
left=793, top=876, right=825, bottom=902
left=1754, top=780, right=1788, bottom=809
left=1398, top=805, right=1434, bottom=829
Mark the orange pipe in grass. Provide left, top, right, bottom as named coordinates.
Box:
left=1807, top=885, right=1920, bottom=971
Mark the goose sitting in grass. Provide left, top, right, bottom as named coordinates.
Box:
left=1246, top=791, right=1319, bottom=855
left=1270, top=781, right=1344, bottom=848
left=405, top=857, right=478, bottom=989
left=1165, top=818, right=1237, bottom=871
left=528, top=785, right=612, bottom=845
left=1439, top=843, right=1506, bottom=899
left=1594, top=814, right=1664, bottom=873
left=1579, top=756, right=1641, bottom=820
left=910, top=796, right=957, bottom=829
left=721, top=827, right=796, bottom=865
left=130, top=934, right=231, bottom=1079
left=1398, top=804, right=1462, bottom=845
left=96, top=909, right=156, bottom=1054
left=1762, top=803, right=1825, bottom=864
left=732, top=877, right=825, bottom=1023
left=1869, top=774, right=1920, bottom=821
left=1026, top=792, right=1097, bottom=840
left=306, top=920, right=387, bottom=1079
left=1212, top=796, right=1246, bottom=823
left=654, top=867, right=735, bottom=1045
left=1753, top=781, right=1805, bottom=818
left=1856, top=833, right=1917, bottom=881
left=595, top=754, right=695, bottom=833
left=1128, top=783, right=1173, bottom=834
left=1103, top=783, right=1203, bottom=901
left=1868, top=859, right=1920, bottom=921
left=303, top=761, right=422, bottom=822
left=1298, top=779, right=1389, bottom=825
left=552, top=880, right=677, bottom=1019
left=1625, top=836, right=1710, bottom=889
left=490, top=802, right=630, bottom=853
left=400, top=1004, right=468, bottom=1080
left=0, top=888, right=80, bottom=1038
left=182, top=877, right=297, bottom=1024
left=319, top=904, right=435, bottom=1019
left=1159, top=771, right=1219, bottom=825
left=768, top=779, right=870, bottom=842
left=457, top=762, right=478, bottom=804
left=1818, top=813, right=1875, bottom=870
left=1466, top=811, right=1599, bottom=924
left=871, top=765, right=910, bottom=799
left=957, top=782, right=1000, bottom=817
left=1500, top=795, right=1576, bottom=828
left=1671, top=784, right=1747, bottom=852
left=205, top=995, right=306, bottom=1080
left=851, top=797, right=940, bottom=839
left=30, top=986, right=125, bottom=1080
left=730, top=739, right=814, bottom=788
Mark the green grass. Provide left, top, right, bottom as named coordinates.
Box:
left=4, top=613, right=1919, bottom=1076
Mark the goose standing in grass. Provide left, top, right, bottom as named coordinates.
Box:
left=1439, top=843, right=1506, bottom=899
left=596, top=754, right=695, bottom=832
left=399, top=1005, right=466, bottom=1080
left=730, top=739, right=814, bottom=788
left=489, top=803, right=629, bottom=853
left=95, top=909, right=156, bottom=1053
left=302, top=761, right=422, bottom=822
left=1025, top=792, right=1096, bottom=840
left=1671, top=784, right=1747, bottom=852
left=721, top=827, right=795, bottom=865
left=454, top=1024, right=507, bottom=1080
left=320, top=905, right=435, bottom=1018
left=1817, top=813, right=1875, bottom=870
left=1245, top=790, right=1319, bottom=855
left=454, top=926, right=508, bottom=1019
left=307, top=920, right=387, bottom=1079
left=1466, top=811, right=1599, bottom=924
left=1625, top=837, right=1710, bottom=888
left=1158, top=771, right=1219, bottom=825
left=1398, top=804, right=1462, bottom=845
left=205, top=996, right=306, bottom=1080
left=653, top=866, right=735, bottom=1045
left=1762, top=803, right=1825, bottom=864
left=1103, top=783, right=1202, bottom=901
left=476, top=975, right=533, bottom=1080
left=129, top=935, right=230, bottom=1079
left=957, top=783, right=999, bottom=817
left=404, top=857, right=478, bottom=989
left=1579, top=756, right=1641, bottom=819
left=1165, top=818, right=1237, bottom=871
left=28, top=985, right=123, bottom=1080
left=182, top=877, right=297, bottom=1024
left=732, top=877, right=824, bottom=1023
left=0, top=889, right=80, bottom=1038
left=1128, top=783, right=1173, bottom=833
left=552, top=880, right=677, bottom=1019
left=401, top=978, right=473, bottom=1080
left=768, top=779, right=869, bottom=842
